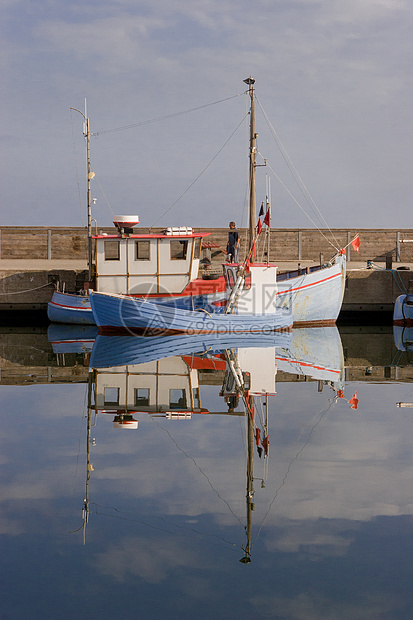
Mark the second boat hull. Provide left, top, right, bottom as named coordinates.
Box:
left=276, top=256, right=346, bottom=326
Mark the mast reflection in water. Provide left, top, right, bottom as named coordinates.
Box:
left=1, top=326, right=413, bottom=619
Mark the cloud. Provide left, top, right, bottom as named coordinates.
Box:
left=2, top=0, right=413, bottom=228
left=93, top=535, right=205, bottom=583
left=248, top=590, right=400, bottom=620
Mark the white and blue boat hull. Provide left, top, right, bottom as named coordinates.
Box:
left=48, top=289, right=225, bottom=325
left=90, top=290, right=293, bottom=335
left=90, top=331, right=293, bottom=369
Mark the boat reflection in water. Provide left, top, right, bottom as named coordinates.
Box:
left=394, top=325, right=413, bottom=355
left=75, top=326, right=346, bottom=557
left=275, top=326, right=345, bottom=389
left=47, top=324, right=98, bottom=355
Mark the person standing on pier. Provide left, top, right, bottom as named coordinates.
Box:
left=227, top=221, right=240, bottom=263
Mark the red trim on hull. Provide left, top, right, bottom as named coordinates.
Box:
left=49, top=302, right=91, bottom=311
left=182, top=355, right=226, bottom=370
left=293, top=319, right=337, bottom=327
left=276, top=271, right=342, bottom=296
left=275, top=356, right=341, bottom=375
left=97, top=326, right=293, bottom=336
left=393, top=319, right=413, bottom=327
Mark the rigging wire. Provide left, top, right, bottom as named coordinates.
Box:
left=93, top=93, right=245, bottom=137
left=152, top=417, right=245, bottom=528
left=149, top=111, right=249, bottom=229
left=252, top=396, right=338, bottom=549
left=94, top=173, right=115, bottom=217
left=256, top=96, right=340, bottom=251
left=88, top=502, right=238, bottom=550
left=261, top=154, right=339, bottom=253
left=68, top=387, right=89, bottom=534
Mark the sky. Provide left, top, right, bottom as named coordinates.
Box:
left=2, top=0, right=412, bottom=231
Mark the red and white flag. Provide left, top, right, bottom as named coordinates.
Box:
left=263, top=208, right=271, bottom=228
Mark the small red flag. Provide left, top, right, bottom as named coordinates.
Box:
left=351, top=235, right=360, bottom=253
left=255, top=428, right=261, bottom=446
left=263, top=208, right=271, bottom=228
left=257, top=217, right=262, bottom=235
left=262, top=435, right=269, bottom=455
left=349, top=391, right=359, bottom=409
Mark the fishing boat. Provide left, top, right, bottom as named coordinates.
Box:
left=50, top=80, right=347, bottom=327
left=89, top=262, right=293, bottom=334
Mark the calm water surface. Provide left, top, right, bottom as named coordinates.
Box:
left=1, top=326, right=413, bottom=619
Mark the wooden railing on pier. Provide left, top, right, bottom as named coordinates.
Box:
left=1, top=226, right=413, bottom=263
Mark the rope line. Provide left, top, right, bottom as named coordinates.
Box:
left=369, top=262, right=408, bottom=295
left=252, top=397, right=337, bottom=548
left=149, top=111, right=248, bottom=229
left=153, top=418, right=245, bottom=528
left=262, top=156, right=339, bottom=252
left=93, top=93, right=245, bottom=137
left=94, top=174, right=115, bottom=216
left=0, top=281, right=54, bottom=295
left=256, top=97, right=339, bottom=252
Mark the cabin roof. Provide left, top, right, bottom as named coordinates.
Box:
left=92, top=232, right=210, bottom=240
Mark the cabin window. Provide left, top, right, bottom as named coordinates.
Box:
left=104, top=387, right=120, bottom=406
left=170, top=239, right=188, bottom=260
left=192, top=387, right=200, bottom=410
left=104, top=240, right=120, bottom=261
left=193, top=237, right=201, bottom=259
left=135, top=240, right=150, bottom=261
left=135, top=388, right=150, bottom=407
left=227, top=269, right=236, bottom=288
left=170, top=389, right=187, bottom=409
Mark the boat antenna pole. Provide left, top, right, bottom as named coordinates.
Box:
left=85, top=100, right=93, bottom=283
left=70, top=100, right=93, bottom=283
left=244, top=77, right=256, bottom=262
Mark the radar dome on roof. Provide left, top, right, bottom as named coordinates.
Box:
left=113, top=215, right=140, bottom=228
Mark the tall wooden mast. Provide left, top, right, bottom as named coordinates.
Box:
left=244, top=77, right=256, bottom=261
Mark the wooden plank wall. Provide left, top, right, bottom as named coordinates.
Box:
left=1, top=226, right=413, bottom=263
